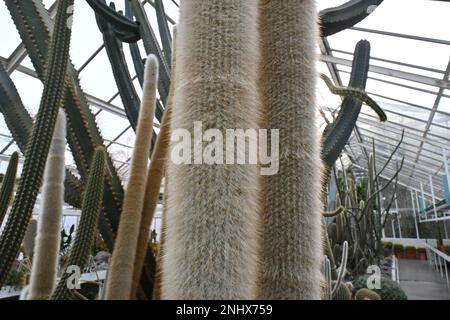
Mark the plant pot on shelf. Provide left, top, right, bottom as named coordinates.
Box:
left=405, top=246, right=417, bottom=259
left=383, top=242, right=393, bottom=257
left=393, top=244, right=404, bottom=259
left=417, top=248, right=427, bottom=261
left=443, top=245, right=450, bottom=256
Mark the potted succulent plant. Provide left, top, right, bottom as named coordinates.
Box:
left=393, top=244, right=404, bottom=259
left=383, top=242, right=393, bottom=257
left=405, top=246, right=417, bottom=259
left=443, top=245, right=450, bottom=256
left=417, top=247, right=427, bottom=261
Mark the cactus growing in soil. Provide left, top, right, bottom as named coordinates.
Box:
left=28, top=110, right=66, bottom=300
left=105, top=56, right=159, bottom=300
left=0, top=0, right=74, bottom=287
left=0, top=152, right=18, bottom=227
left=52, top=146, right=106, bottom=300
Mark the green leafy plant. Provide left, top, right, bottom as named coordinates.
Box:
left=353, top=275, right=407, bottom=300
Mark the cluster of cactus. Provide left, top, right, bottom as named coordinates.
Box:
left=324, top=132, right=405, bottom=278
left=353, top=275, right=408, bottom=300
left=0, top=0, right=386, bottom=300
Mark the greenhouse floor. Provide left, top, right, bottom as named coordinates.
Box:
left=398, top=259, right=450, bottom=300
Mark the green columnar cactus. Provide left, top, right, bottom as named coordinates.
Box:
left=320, top=0, right=383, bottom=37
left=259, top=0, right=322, bottom=299
left=321, top=40, right=372, bottom=168
left=355, top=288, right=382, bottom=300
left=332, top=281, right=352, bottom=300
left=105, top=56, right=159, bottom=300
left=0, top=64, right=82, bottom=208
left=23, top=219, right=37, bottom=258
left=4, top=0, right=124, bottom=250
left=161, top=0, right=261, bottom=299
left=0, top=152, right=18, bottom=227
left=52, top=146, right=106, bottom=300
left=0, top=0, right=74, bottom=287
left=28, top=110, right=66, bottom=300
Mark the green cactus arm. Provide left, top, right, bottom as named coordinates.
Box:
left=0, top=0, right=74, bottom=287
left=154, top=0, right=172, bottom=65
left=94, top=2, right=141, bottom=130
left=0, top=152, right=18, bottom=227
left=86, top=0, right=140, bottom=40
left=128, top=0, right=170, bottom=104
left=0, top=63, right=82, bottom=208
left=4, top=0, right=123, bottom=249
left=320, top=73, right=387, bottom=122
left=51, top=147, right=106, bottom=300
left=320, top=0, right=383, bottom=37
left=321, top=40, right=371, bottom=168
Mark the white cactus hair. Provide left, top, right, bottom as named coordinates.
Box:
left=160, top=0, right=262, bottom=299
left=28, top=109, right=66, bottom=300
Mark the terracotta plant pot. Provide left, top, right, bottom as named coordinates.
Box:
left=405, top=246, right=417, bottom=259
left=417, top=248, right=427, bottom=261
left=393, top=244, right=404, bottom=259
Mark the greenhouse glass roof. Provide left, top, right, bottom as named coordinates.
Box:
left=0, top=0, right=449, bottom=202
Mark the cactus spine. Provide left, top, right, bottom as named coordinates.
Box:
left=105, top=56, right=159, bottom=300
left=0, top=0, right=74, bottom=287
left=0, top=152, right=18, bottom=227
left=28, top=110, right=67, bottom=300
left=161, top=0, right=261, bottom=299
left=52, top=146, right=106, bottom=300
left=131, top=26, right=178, bottom=299
left=258, top=0, right=323, bottom=299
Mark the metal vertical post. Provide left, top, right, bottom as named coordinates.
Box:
left=395, top=195, right=402, bottom=238
left=411, top=190, right=420, bottom=239
left=420, top=183, right=426, bottom=219
left=429, top=176, right=438, bottom=219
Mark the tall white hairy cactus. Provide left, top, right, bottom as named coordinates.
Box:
left=161, top=0, right=262, bottom=299
left=258, top=0, right=323, bottom=299
left=28, top=109, right=66, bottom=300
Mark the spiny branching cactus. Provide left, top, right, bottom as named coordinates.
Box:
left=259, top=0, right=323, bottom=299
left=52, top=146, right=106, bottom=300
left=321, top=40, right=372, bottom=169
left=161, top=0, right=261, bottom=299
left=5, top=0, right=124, bottom=251
left=28, top=110, right=66, bottom=300
left=105, top=56, right=159, bottom=300
left=319, top=73, right=387, bottom=122
left=0, top=0, right=74, bottom=287
left=0, top=64, right=82, bottom=208
left=0, top=151, right=18, bottom=227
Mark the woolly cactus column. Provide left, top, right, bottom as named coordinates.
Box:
left=28, top=110, right=66, bottom=300
left=105, top=56, right=159, bottom=300
left=258, top=0, right=323, bottom=299
left=161, top=0, right=261, bottom=299
left=131, top=27, right=178, bottom=299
